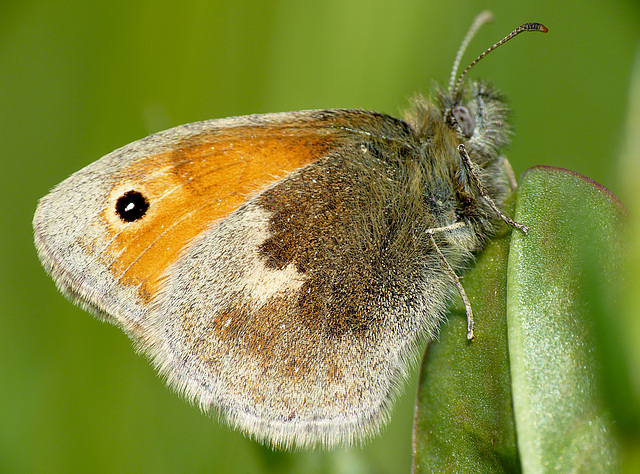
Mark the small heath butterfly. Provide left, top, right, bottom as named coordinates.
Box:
left=33, top=13, right=546, bottom=449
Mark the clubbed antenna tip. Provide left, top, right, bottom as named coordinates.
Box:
left=449, top=15, right=548, bottom=98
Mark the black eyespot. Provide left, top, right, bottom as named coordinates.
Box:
left=115, top=190, right=149, bottom=222
left=452, top=105, right=476, bottom=138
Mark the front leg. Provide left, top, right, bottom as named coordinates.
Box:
left=458, top=144, right=529, bottom=234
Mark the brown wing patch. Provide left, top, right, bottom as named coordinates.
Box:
left=100, top=124, right=342, bottom=301
left=182, top=292, right=353, bottom=406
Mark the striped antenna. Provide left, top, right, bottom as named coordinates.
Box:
left=448, top=11, right=495, bottom=93
left=451, top=18, right=548, bottom=98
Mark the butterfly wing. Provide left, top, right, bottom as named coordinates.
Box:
left=34, top=109, right=454, bottom=448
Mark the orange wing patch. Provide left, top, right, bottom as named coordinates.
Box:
left=100, top=124, right=342, bottom=301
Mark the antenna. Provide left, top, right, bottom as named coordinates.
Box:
left=448, top=11, right=494, bottom=93
left=450, top=15, right=548, bottom=98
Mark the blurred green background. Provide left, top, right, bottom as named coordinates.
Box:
left=2, top=0, right=639, bottom=472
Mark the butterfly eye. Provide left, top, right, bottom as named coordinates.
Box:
left=452, top=105, right=476, bottom=138
left=115, top=190, right=149, bottom=222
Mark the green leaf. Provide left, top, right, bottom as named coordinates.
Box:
left=413, top=167, right=628, bottom=472
left=509, top=166, right=625, bottom=471
left=412, top=202, right=519, bottom=472
left=617, top=45, right=640, bottom=471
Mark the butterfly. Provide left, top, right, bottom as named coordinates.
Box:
left=33, top=12, right=545, bottom=449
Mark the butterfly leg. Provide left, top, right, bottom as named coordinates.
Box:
left=426, top=224, right=474, bottom=340
left=458, top=144, right=529, bottom=234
